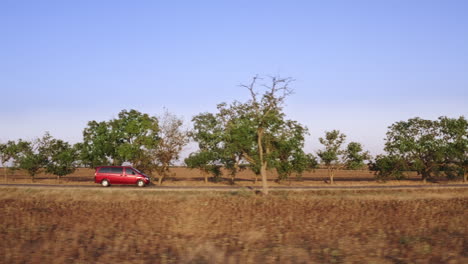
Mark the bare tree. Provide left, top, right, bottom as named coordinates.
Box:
left=153, top=110, right=189, bottom=185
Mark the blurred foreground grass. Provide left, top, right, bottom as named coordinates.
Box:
left=0, top=187, right=467, bottom=263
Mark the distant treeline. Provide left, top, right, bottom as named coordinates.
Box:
left=1, top=76, right=466, bottom=190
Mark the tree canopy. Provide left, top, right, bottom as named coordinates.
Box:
left=79, top=109, right=160, bottom=171
left=373, top=116, right=467, bottom=182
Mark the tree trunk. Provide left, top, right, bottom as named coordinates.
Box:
left=201, top=170, right=208, bottom=183
left=231, top=162, right=239, bottom=184
left=463, top=171, right=467, bottom=183
left=327, top=166, right=334, bottom=184
left=158, top=175, right=164, bottom=186
left=422, top=171, right=428, bottom=184
left=257, top=128, right=268, bottom=195
left=3, top=166, right=7, bottom=182
left=158, top=164, right=169, bottom=186
left=261, top=161, right=268, bottom=195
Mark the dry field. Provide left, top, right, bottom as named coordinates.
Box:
left=0, top=187, right=467, bottom=263
left=0, top=167, right=446, bottom=187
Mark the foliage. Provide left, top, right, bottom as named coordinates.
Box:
left=369, top=155, right=408, bottom=180
left=0, top=141, right=20, bottom=180
left=79, top=109, right=160, bottom=171
left=187, top=102, right=256, bottom=184
left=317, top=130, right=346, bottom=165
left=385, top=117, right=447, bottom=182
left=344, top=142, right=371, bottom=170
left=217, top=102, right=256, bottom=183
left=438, top=116, right=468, bottom=182
left=13, top=134, right=52, bottom=181
left=317, top=131, right=370, bottom=183
left=271, top=120, right=318, bottom=181
left=376, top=116, right=467, bottom=182
left=43, top=137, right=79, bottom=180
left=185, top=112, right=224, bottom=182
left=0, top=142, right=13, bottom=167
left=78, top=120, right=115, bottom=167
left=185, top=151, right=222, bottom=183
left=110, top=109, right=160, bottom=168
left=275, top=152, right=318, bottom=182
left=317, top=130, right=346, bottom=184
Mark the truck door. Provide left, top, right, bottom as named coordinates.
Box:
left=124, top=167, right=138, bottom=184
left=109, top=167, right=124, bottom=184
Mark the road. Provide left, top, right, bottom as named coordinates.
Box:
left=1, top=183, right=467, bottom=191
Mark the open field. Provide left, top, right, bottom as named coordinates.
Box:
left=0, top=187, right=467, bottom=263
left=1, top=167, right=460, bottom=187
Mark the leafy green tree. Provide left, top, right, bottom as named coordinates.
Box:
left=185, top=150, right=222, bottom=183
left=153, top=110, right=189, bottom=185
left=188, top=76, right=311, bottom=192
left=4, top=140, right=31, bottom=177
left=79, top=120, right=115, bottom=167
left=185, top=112, right=226, bottom=183
left=272, top=120, right=318, bottom=182
left=217, top=102, right=256, bottom=183
left=110, top=109, right=160, bottom=169
left=239, top=75, right=298, bottom=194
left=43, top=138, right=79, bottom=182
left=438, top=116, right=468, bottom=182
left=317, top=130, right=346, bottom=184
left=369, top=155, right=408, bottom=180
left=14, top=134, right=53, bottom=182
left=0, top=143, right=7, bottom=181
left=385, top=117, right=445, bottom=183
left=80, top=109, right=160, bottom=172
left=344, top=142, right=371, bottom=170
left=0, top=141, right=18, bottom=181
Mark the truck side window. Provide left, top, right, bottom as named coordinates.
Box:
left=110, top=167, right=123, bottom=174
left=99, top=167, right=111, bottom=173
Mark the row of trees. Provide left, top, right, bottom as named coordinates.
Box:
left=1, top=76, right=467, bottom=193
left=0, top=110, right=189, bottom=184
left=0, top=134, right=77, bottom=182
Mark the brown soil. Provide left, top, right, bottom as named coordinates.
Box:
left=1, top=167, right=434, bottom=187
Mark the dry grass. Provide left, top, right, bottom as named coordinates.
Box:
left=0, top=187, right=467, bottom=263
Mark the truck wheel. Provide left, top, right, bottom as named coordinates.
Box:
left=101, top=179, right=110, bottom=187
left=137, top=180, right=145, bottom=187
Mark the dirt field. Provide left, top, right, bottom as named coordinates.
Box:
left=0, top=167, right=437, bottom=187
left=0, top=187, right=466, bottom=263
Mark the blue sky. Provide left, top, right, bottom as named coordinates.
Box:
left=1, top=0, right=467, bottom=156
